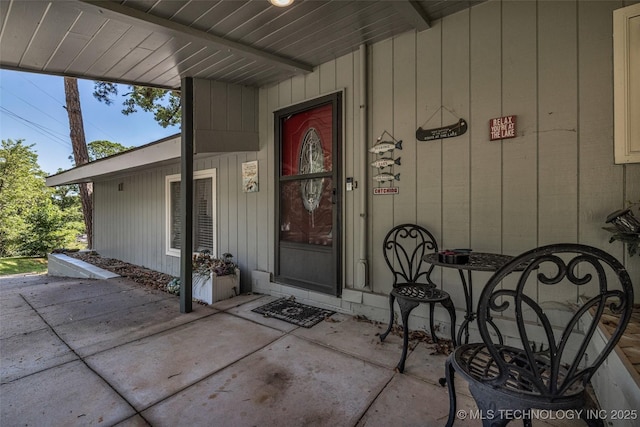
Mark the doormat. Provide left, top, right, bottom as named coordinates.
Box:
left=252, top=298, right=335, bottom=328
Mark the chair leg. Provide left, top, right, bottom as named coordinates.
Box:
left=429, top=302, right=438, bottom=342
left=445, top=357, right=457, bottom=427
left=396, top=297, right=419, bottom=373
left=442, top=297, right=457, bottom=346
left=379, top=293, right=396, bottom=342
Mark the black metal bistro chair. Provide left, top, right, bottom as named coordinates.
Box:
left=444, top=244, right=634, bottom=427
left=379, top=224, right=456, bottom=373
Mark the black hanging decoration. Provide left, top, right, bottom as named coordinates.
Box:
left=416, top=106, right=468, bottom=141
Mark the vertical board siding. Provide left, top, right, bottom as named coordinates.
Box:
left=501, top=0, right=538, bottom=257
left=441, top=10, right=471, bottom=252
left=537, top=0, right=580, bottom=303
left=392, top=32, right=418, bottom=226
left=440, top=10, right=472, bottom=306
left=370, top=39, right=395, bottom=295
left=416, top=20, right=444, bottom=289
left=470, top=1, right=502, bottom=254
left=93, top=0, right=639, bottom=306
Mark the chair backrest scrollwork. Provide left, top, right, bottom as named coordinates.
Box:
left=477, top=243, right=634, bottom=398
left=382, top=224, right=439, bottom=288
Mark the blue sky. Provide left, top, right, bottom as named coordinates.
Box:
left=0, top=69, right=180, bottom=175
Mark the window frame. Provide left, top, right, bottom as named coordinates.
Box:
left=614, top=3, right=640, bottom=164
left=165, top=168, right=217, bottom=257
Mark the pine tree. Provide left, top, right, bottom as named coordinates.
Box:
left=63, top=77, right=93, bottom=248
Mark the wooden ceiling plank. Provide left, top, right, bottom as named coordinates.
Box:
left=121, top=0, right=159, bottom=13
left=273, top=6, right=406, bottom=60
left=139, top=30, right=172, bottom=51
left=108, top=46, right=157, bottom=79
left=178, top=50, right=236, bottom=79
left=141, top=0, right=188, bottom=20
left=205, top=1, right=270, bottom=37
left=256, top=1, right=370, bottom=51
left=69, top=10, right=110, bottom=37
left=202, top=56, right=252, bottom=81
left=135, top=44, right=210, bottom=84
left=87, top=26, right=153, bottom=76
left=75, top=0, right=313, bottom=73
left=238, top=0, right=330, bottom=46
left=261, top=1, right=383, bottom=53
left=67, top=19, right=131, bottom=74
left=46, top=33, right=91, bottom=72
left=122, top=37, right=181, bottom=82
left=0, top=1, right=50, bottom=66
left=22, top=5, right=84, bottom=69
left=170, top=1, right=222, bottom=26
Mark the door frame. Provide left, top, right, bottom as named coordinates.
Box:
left=273, top=92, right=342, bottom=296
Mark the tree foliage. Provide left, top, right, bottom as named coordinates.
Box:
left=88, top=140, right=133, bottom=161
left=93, top=82, right=181, bottom=128
left=0, top=139, right=84, bottom=257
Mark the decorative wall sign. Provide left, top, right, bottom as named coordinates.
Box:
left=371, top=157, right=401, bottom=169
left=242, top=160, right=258, bottom=192
left=369, top=139, right=402, bottom=154
left=374, top=187, right=399, bottom=195
left=489, top=115, right=517, bottom=140
left=370, top=130, right=401, bottom=190
left=416, top=118, right=468, bottom=141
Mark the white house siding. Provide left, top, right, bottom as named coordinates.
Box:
left=93, top=0, right=639, bottom=308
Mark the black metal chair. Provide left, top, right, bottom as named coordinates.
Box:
left=379, top=224, right=456, bottom=373
left=444, top=243, right=634, bottom=427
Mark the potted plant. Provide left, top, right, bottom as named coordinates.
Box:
left=192, top=251, right=240, bottom=304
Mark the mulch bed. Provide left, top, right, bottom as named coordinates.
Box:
left=65, top=251, right=174, bottom=292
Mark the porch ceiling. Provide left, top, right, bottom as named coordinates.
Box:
left=0, top=0, right=483, bottom=89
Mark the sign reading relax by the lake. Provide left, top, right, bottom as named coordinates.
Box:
left=489, top=115, right=517, bottom=141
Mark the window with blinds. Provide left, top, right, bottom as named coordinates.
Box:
left=166, top=169, right=216, bottom=257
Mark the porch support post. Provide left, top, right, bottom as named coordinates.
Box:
left=180, top=77, right=194, bottom=313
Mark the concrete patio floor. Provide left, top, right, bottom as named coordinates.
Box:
left=1, top=274, right=576, bottom=426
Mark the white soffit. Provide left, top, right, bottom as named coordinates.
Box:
left=46, top=135, right=180, bottom=186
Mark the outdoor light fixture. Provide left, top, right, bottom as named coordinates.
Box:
left=269, top=0, right=294, bottom=7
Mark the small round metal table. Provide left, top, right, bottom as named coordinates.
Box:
left=423, top=252, right=517, bottom=345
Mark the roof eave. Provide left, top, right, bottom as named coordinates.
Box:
left=46, top=135, right=181, bottom=186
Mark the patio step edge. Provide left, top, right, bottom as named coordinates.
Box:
left=47, top=253, right=120, bottom=280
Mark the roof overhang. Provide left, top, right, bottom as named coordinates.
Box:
left=1, top=0, right=483, bottom=89
left=46, top=134, right=181, bottom=186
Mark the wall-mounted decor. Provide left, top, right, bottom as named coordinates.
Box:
left=416, top=106, right=467, bottom=141
left=368, top=138, right=402, bottom=154
left=374, top=187, right=399, bottom=195
left=416, top=118, right=467, bottom=141
left=489, top=115, right=517, bottom=141
left=370, top=130, right=401, bottom=193
left=242, top=160, right=258, bottom=192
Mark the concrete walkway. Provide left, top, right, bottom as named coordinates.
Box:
left=1, top=275, right=569, bottom=426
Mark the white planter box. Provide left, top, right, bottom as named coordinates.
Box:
left=192, top=269, right=240, bottom=304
